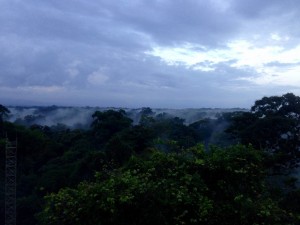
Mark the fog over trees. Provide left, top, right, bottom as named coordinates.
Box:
left=7, top=106, right=247, bottom=128
left=0, top=93, right=300, bottom=224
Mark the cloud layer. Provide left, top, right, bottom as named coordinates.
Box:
left=1, top=0, right=300, bottom=108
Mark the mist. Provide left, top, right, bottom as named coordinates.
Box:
left=7, top=106, right=247, bottom=129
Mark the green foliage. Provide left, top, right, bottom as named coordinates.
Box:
left=0, top=104, right=299, bottom=225
left=227, top=93, right=300, bottom=168
left=189, top=119, right=214, bottom=143
left=91, top=110, right=133, bottom=145
left=39, top=148, right=212, bottom=225
left=139, top=107, right=155, bottom=127
left=0, top=104, right=10, bottom=134
left=105, top=125, right=154, bottom=165
left=38, top=144, right=295, bottom=225
left=0, top=104, right=10, bottom=122
left=150, top=116, right=198, bottom=151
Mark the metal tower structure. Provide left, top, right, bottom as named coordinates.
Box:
left=5, top=139, right=17, bottom=225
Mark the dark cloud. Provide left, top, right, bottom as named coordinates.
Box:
left=104, top=0, right=239, bottom=46
left=1, top=0, right=300, bottom=107
left=231, top=0, right=300, bottom=43
left=232, top=0, right=300, bottom=18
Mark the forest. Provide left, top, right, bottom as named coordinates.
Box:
left=0, top=93, right=300, bottom=225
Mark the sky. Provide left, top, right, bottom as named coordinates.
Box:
left=1, top=0, right=300, bottom=108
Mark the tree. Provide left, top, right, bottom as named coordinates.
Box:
left=151, top=116, right=197, bottom=151
left=0, top=104, right=10, bottom=121
left=227, top=93, right=300, bottom=168
left=91, top=110, right=133, bottom=145
left=251, top=93, right=300, bottom=118
left=139, top=107, right=155, bottom=127
left=105, top=125, right=154, bottom=165
left=0, top=104, right=10, bottom=134
left=38, top=144, right=294, bottom=225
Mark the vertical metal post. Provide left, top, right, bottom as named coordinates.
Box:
left=5, top=139, right=17, bottom=225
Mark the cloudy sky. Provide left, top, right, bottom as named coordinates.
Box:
left=1, top=0, right=300, bottom=108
